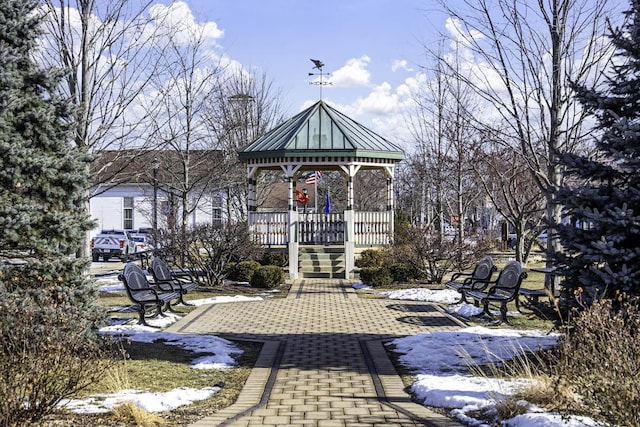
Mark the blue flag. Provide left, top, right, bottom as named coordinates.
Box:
left=324, top=191, right=331, bottom=216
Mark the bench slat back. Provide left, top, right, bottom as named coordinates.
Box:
left=126, top=269, right=149, bottom=291
left=123, top=262, right=141, bottom=279
left=122, top=262, right=150, bottom=291
left=472, top=256, right=495, bottom=281
left=496, top=261, right=524, bottom=290
left=151, top=258, right=172, bottom=282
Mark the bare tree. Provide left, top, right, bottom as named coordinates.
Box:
left=406, top=48, right=482, bottom=243
left=406, top=59, right=451, bottom=238
left=203, top=69, right=286, bottom=220
left=38, top=0, right=165, bottom=175
left=353, top=170, right=387, bottom=211
left=37, top=0, right=166, bottom=256
left=436, top=0, right=620, bottom=269
left=471, top=133, right=546, bottom=263
left=145, top=7, right=225, bottom=240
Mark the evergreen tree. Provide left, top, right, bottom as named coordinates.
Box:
left=555, top=0, right=640, bottom=306
left=0, top=1, right=107, bottom=423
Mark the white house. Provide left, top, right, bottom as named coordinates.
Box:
left=88, top=150, right=229, bottom=238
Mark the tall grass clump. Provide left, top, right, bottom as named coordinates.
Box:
left=111, top=402, right=166, bottom=427
left=548, top=295, right=640, bottom=426
left=463, top=340, right=562, bottom=423
left=453, top=293, right=640, bottom=425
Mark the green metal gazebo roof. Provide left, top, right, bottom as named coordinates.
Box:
left=239, top=100, right=405, bottom=161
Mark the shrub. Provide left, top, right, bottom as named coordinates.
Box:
left=228, top=261, right=261, bottom=282
left=547, top=298, right=640, bottom=426
left=389, top=263, right=422, bottom=283
left=355, top=249, right=385, bottom=268
left=158, top=222, right=263, bottom=286
left=0, top=287, right=114, bottom=425
left=389, top=227, right=489, bottom=284
left=260, top=252, right=288, bottom=267
left=359, top=266, right=393, bottom=287
left=250, top=266, right=285, bottom=289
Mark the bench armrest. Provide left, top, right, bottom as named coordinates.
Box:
left=466, top=277, right=496, bottom=292
left=450, top=271, right=473, bottom=282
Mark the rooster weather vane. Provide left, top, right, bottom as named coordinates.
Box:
left=308, top=59, right=332, bottom=99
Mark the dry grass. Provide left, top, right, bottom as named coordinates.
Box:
left=111, top=402, right=167, bottom=427
left=37, top=339, right=261, bottom=426
left=37, top=266, right=267, bottom=427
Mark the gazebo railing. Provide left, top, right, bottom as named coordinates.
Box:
left=354, top=211, right=391, bottom=245
left=248, top=211, right=391, bottom=246
left=298, top=213, right=344, bottom=244
left=248, top=212, right=289, bottom=245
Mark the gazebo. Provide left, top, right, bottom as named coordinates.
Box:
left=238, top=100, right=404, bottom=279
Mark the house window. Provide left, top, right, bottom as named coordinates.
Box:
left=212, top=207, right=223, bottom=223
left=212, top=192, right=223, bottom=224
left=124, top=197, right=134, bottom=230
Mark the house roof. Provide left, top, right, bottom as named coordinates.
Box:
left=91, top=150, right=223, bottom=187
left=238, top=100, right=404, bottom=161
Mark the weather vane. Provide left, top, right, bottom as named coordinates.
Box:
left=308, top=59, right=332, bottom=100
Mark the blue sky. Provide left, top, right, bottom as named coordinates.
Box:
left=145, top=0, right=627, bottom=148
left=163, top=0, right=453, bottom=143
left=188, top=0, right=437, bottom=99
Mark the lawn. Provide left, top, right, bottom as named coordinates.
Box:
left=37, top=265, right=290, bottom=426
left=42, top=260, right=557, bottom=426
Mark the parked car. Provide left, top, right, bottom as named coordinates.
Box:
left=131, top=232, right=153, bottom=253
left=91, top=229, right=135, bottom=262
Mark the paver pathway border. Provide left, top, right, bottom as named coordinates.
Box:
left=166, top=279, right=466, bottom=426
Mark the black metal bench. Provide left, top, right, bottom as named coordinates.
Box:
left=148, top=257, right=198, bottom=306
left=517, top=287, right=549, bottom=312
left=118, top=262, right=181, bottom=327
left=464, top=261, right=528, bottom=325
left=445, top=256, right=497, bottom=303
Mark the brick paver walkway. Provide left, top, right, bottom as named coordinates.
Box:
left=166, top=279, right=466, bottom=426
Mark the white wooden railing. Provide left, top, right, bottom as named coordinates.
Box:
left=354, top=211, right=391, bottom=245
left=298, top=213, right=344, bottom=244
left=248, top=211, right=391, bottom=246
left=248, top=212, right=289, bottom=245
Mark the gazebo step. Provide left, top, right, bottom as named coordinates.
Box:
left=299, top=245, right=345, bottom=253
left=299, top=271, right=346, bottom=279
left=298, top=246, right=345, bottom=278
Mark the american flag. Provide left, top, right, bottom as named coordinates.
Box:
left=305, top=171, right=323, bottom=184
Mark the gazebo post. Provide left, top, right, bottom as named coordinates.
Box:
left=385, top=166, right=396, bottom=239
left=284, top=170, right=299, bottom=280
left=342, top=165, right=361, bottom=279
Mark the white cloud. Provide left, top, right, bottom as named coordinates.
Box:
left=326, top=56, right=371, bottom=87
left=149, top=1, right=224, bottom=45
left=328, top=75, right=424, bottom=148
left=391, top=59, right=413, bottom=72
left=444, top=17, right=483, bottom=49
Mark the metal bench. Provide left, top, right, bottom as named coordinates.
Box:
left=517, top=287, right=549, bottom=312
left=148, top=257, right=198, bottom=306
left=118, top=262, right=181, bottom=327
left=445, top=256, right=497, bottom=303
left=464, top=261, right=528, bottom=325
